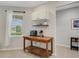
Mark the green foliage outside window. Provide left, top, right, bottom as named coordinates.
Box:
left=11, top=25, right=22, bottom=35
left=16, top=25, right=21, bottom=32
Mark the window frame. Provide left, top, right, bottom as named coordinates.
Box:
left=11, top=13, right=23, bottom=37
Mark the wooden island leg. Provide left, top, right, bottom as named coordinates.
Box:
left=30, top=40, right=33, bottom=51
left=51, top=39, right=53, bottom=54
left=23, top=38, right=26, bottom=51
left=46, top=43, right=49, bottom=57
left=31, top=40, right=33, bottom=46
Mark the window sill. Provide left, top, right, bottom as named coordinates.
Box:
left=10, top=35, right=23, bottom=38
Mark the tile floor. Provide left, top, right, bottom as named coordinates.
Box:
left=0, top=45, right=79, bottom=58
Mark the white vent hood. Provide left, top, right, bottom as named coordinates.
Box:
left=32, top=6, right=50, bottom=20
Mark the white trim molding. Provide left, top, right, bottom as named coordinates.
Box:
left=0, top=47, right=23, bottom=51
left=5, top=10, right=13, bottom=47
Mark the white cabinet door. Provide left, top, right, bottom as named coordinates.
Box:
left=32, top=6, right=50, bottom=20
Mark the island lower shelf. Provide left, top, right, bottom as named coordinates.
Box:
left=25, top=46, right=52, bottom=57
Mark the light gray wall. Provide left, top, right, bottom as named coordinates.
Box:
left=56, top=6, right=79, bottom=47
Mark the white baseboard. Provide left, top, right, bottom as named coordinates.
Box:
left=56, top=42, right=70, bottom=48
left=0, top=47, right=23, bottom=51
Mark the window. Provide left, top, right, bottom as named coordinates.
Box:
left=11, top=15, right=23, bottom=36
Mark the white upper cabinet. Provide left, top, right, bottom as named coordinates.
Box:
left=32, top=6, right=50, bottom=20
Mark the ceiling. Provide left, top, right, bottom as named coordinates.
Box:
left=56, top=1, right=78, bottom=11
left=0, top=1, right=48, bottom=8
left=0, top=1, right=77, bottom=10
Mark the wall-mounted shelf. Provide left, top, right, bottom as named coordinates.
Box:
left=32, top=19, right=48, bottom=27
